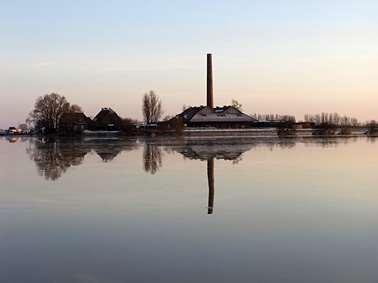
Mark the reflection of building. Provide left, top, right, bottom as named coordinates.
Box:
left=172, top=140, right=253, bottom=214
left=94, top=146, right=123, bottom=162
left=175, top=140, right=254, bottom=161
left=90, top=138, right=139, bottom=162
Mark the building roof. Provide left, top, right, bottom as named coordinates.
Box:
left=178, top=106, right=257, bottom=123
left=60, top=112, right=89, bottom=123
left=93, top=108, right=122, bottom=122
left=92, top=108, right=123, bottom=130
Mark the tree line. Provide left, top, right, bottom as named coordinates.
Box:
left=304, top=113, right=359, bottom=127
left=27, top=91, right=163, bottom=133
left=25, top=92, right=377, bottom=134
left=250, top=114, right=296, bottom=122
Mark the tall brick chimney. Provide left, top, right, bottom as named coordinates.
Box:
left=207, top=53, right=213, bottom=108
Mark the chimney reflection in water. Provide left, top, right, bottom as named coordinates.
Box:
left=207, top=158, right=215, bottom=214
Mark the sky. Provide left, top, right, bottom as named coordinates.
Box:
left=1, top=0, right=378, bottom=127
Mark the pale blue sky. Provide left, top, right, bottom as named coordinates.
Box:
left=1, top=0, right=378, bottom=127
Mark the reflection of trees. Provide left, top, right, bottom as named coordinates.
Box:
left=143, top=143, right=162, bottom=174
left=277, top=139, right=296, bottom=149
left=26, top=137, right=139, bottom=180
left=302, top=138, right=350, bottom=148
left=158, top=136, right=359, bottom=155
left=26, top=138, right=90, bottom=181
left=6, top=137, right=19, bottom=143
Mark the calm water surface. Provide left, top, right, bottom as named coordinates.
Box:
left=1, top=136, right=378, bottom=283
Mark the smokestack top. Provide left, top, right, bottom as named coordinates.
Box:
left=207, top=53, right=213, bottom=108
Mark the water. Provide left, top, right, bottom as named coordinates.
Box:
left=1, top=136, right=378, bottom=283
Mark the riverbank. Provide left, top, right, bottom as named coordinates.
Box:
left=2, top=126, right=378, bottom=139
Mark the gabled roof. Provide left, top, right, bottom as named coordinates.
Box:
left=179, top=106, right=206, bottom=122
left=177, top=105, right=257, bottom=123
left=93, top=108, right=122, bottom=122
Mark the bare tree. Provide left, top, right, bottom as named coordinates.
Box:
left=28, top=93, right=79, bottom=133
left=231, top=99, right=242, bottom=111
left=163, top=115, right=173, bottom=121
left=143, top=90, right=163, bottom=124
left=253, top=113, right=295, bottom=122
left=367, top=120, right=378, bottom=136
left=304, top=113, right=358, bottom=127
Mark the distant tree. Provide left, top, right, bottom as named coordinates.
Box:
left=304, top=113, right=358, bottom=127
left=122, top=117, right=137, bottom=125
left=231, top=99, right=242, bottom=111
left=69, top=104, right=82, bottom=113
left=121, top=117, right=138, bottom=132
left=28, top=93, right=81, bottom=133
left=253, top=113, right=295, bottom=122
left=163, top=115, right=173, bottom=121
left=143, top=91, right=163, bottom=124
left=18, top=123, right=28, bottom=131
left=170, top=116, right=184, bottom=135
left=351, top=118, right=359, bottom=127
left=367, top=120, right=378, bottom=136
